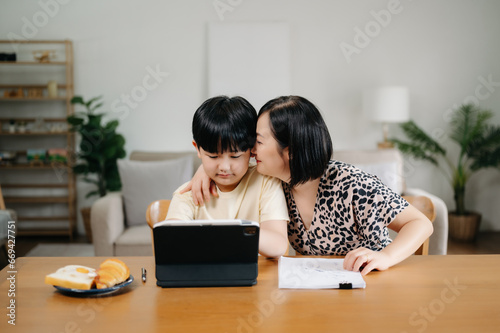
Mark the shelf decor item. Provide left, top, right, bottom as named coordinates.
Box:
left=0, top=52, right=16, bottom=61
left=8, top=119, right=15, bottom=133
left=47, top=80, right=58, bottom=98
left=4, top=88, right=24, bottom=98
left=27, top=148, right=47, bottom=165
left=0, top=151, right=17, bottom=165
left=27, top=88, right=43, bottom=98
left=68, top=95, right=126, bottom=242
left=33, top=49, right=56, bottom=63
left=32, top=117, right=48, bottom=133
left=48, top=148, right=67, bottom=164
left=391, top=103, right=500, bottom=242
left=17, top=120, right=27, bottom=133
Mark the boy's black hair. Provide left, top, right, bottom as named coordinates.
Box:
left=258, top=95, right=333, bottom=187
left=192, top=96, right=257, bottom=154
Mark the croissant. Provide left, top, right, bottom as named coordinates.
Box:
left=94, top=259, right=130, bottom=289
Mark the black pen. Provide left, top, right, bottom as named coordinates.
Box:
left=142, top=268, right=147, bottom=282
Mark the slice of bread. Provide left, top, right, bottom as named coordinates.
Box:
left=45, top=265, right=97, bottom=290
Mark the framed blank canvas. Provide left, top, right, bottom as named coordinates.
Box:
left=208, top=22, right=291, bottom=111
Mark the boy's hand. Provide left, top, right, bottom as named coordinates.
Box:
left=179, top=165, right=218, bottom=205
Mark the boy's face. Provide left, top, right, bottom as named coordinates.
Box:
left=195, top=144, right=251, bottom=192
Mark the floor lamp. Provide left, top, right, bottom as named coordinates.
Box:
left=363, top=86, right=410, bottom=149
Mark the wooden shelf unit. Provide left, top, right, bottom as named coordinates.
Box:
left=0, top=97, right=68, bottom=101
left=0, top=131, right=70, bottom=136
left=0, top=40, right=76, bottom=239
left=0, top=61, right=67, bottom=65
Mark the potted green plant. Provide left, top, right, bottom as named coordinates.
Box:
left=67, top=95, right=126, bottom=242
left=391, top=103, right=500, bottom=242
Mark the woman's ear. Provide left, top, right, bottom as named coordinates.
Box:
left=282, top=147, right=290, bottom=162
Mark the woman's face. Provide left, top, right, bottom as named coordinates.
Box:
left=252, top=112, right=290, bottom=182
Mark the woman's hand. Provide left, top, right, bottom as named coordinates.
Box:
left=343, top=247, right=392, bottom=276
left=344, top=204, right=434, bottom=276
left=179, top=165, right=217, bottom=205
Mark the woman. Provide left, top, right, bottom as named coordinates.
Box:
left=185, top=96, right=433, bottom=275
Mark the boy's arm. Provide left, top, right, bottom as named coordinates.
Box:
left=166, top=186, right=196, bottom=221
left=258, top=176, right=290, bottom=258
left=259, top=219, right=289, bottom=258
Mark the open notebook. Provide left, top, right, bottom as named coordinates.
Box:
left=279, top=257, right=366, bottom=289
left=153, top=220, right=260, bottom=287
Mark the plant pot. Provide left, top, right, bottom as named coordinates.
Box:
left=448, top=211, right=481, bottom=242
left=80, top=206, right=92, bottom=243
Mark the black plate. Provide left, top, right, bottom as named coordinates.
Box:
left=53, top=275, right=134, bottom=296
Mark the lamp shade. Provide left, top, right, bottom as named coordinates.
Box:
left=363, top=86, right=410, bottom=123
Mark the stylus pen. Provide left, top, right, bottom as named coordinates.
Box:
left=142, top=268, right=147, bottom=282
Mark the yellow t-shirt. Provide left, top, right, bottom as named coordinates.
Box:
left=166, top=166, right=289, bottom=223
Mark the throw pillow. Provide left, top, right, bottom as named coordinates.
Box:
left=355, top=161, right=404, bottom=194
left=118, top=156, right=193, bottom=226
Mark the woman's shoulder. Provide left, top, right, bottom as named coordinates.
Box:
left=325, top=159, right=365, bottom=177
left=324, top=160, right=380, bottom=186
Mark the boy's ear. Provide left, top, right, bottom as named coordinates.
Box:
left=192, top=141, right=202, bottom=158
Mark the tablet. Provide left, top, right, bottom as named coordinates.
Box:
left=153, top=219, right=260, bottom=287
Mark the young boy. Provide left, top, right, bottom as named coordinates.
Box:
left=166, top=96, right=289, bottom=258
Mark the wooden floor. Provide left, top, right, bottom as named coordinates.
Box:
left=0, top=234, right=89, bottom=269
left=447, top=231, right=500, bottom=255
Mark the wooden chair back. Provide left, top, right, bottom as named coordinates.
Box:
left=402, top=195, right=435, bottom=255
left=146, top=199, right=171, bottom=253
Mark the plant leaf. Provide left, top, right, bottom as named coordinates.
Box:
left=399, top=121, right=446, bottom=155
left=467, top=125, right=500, bottom=170
left=450, top=104, right=492, bottom=149
left=390, top=139, right=440, bottom=166
left=85, top=95, right=103, bottom=108
left=70, top=96, right=84, bottom=105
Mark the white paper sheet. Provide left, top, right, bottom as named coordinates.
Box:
left=278, top=257, right=366, bottom=289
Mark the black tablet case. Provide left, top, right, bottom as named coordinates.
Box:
left=153, top=221, right=260, bottom=287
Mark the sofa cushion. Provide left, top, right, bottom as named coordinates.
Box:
left=355, top=161, right=404, bottom=194
left=118, top=156, right=193, bottom=226
left=114, top=225, right=153, bottom=256
left=333, top=149, right=405, bottom=194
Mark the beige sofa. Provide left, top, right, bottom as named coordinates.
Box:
left=91, top=151, right=201, bottom=256
left=90, top=149, right=448, bottom=256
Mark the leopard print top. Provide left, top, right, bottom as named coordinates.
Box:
left=283, top=160, right=409, bottom=255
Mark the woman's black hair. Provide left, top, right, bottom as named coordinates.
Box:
left=258, top=96, right=333, bottom=187
left=192, top=95, right=257, bottom=154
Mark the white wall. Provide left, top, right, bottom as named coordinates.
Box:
left=1, top=0, right=499, bottom=233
